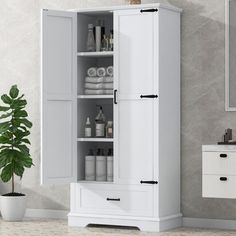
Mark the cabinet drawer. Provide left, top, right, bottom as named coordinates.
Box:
left=202, top=175, right=236, bottom=199
left=75, top=185, right=153, bottom=217
left=203, top=151, right=236, bottom=175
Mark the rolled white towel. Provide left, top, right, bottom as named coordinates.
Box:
left=85, top=83, right=103, bottom=90
left=85, top=77, right=104, bottom=83
left=107, top=66, right=113, bottom=77
left=103, top=83, right=113, bottom=89
left=97, top=67, right=106, bottom=77
left=104, top=89, right=113, bottom=95
left=87, top=67, right=97, bottom=77
left=85, top=89, right=104, bottom=95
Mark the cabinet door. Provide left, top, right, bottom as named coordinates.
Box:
left=41, top=10, right=77, bottom=184
left=114, top=9, right=159, bottom=185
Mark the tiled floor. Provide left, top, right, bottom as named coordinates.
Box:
left=0, top=219, right=235, bottom=236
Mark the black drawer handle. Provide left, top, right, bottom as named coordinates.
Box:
left=220, top=154, right=227, bottom=158
left=114, top=89, right=117, bottom=104
left=140, top=95, right=158, bottom=99
left=220, top=177, right=228, bottom=181
left=106, top=198, right=120, bottom=201
left=140, top=8, right=158, bottom=13
left=140, top=180, right=158, bottom=184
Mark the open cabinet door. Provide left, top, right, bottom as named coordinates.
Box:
left=41, top=10, right=77, bottom=184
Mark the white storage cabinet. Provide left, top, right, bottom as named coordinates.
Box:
left=41, top=3, right=182, bottom=232
left=202, top=145, right=236, bottom=199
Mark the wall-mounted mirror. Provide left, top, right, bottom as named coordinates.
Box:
left=226, top=0, right=236, bottom=111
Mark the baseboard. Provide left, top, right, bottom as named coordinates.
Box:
left=25, top=208, right=68, bottom=219
left=183, top=217, right=236, bottom=230
left=68, top=213, right=182, bottom=232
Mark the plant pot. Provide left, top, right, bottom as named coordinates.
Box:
left=0, top=194, right=26, bottom=221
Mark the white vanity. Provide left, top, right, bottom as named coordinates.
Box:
left=202, top=145, right=236, bottom=199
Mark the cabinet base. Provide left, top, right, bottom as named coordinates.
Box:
left=68, top=213, right=182, bottom=232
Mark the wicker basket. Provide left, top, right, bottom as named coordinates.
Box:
left=130, top=0, right=141, bottom=4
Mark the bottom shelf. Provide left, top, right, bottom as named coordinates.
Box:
left=78, top=180, right=114, bottom=184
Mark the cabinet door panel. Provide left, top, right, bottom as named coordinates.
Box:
left=118, top=100, right=154, bottom=183
left=114, top=9, right=158, bottom=185
left=117, top=11, right=154, bottom=95
left=41, top=10, right=77, bottom=184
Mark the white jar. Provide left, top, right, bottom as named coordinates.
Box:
left=85, top=155, right=96, bottom=181
left=107, top=156, right=113, bottom=182
left=96, top=156, right=107, bottom=181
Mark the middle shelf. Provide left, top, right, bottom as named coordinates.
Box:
left=77, top=138, right=114, bottom=142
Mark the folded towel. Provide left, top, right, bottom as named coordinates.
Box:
left=84, top=89, right=104, bottom=95
left=103, top=77, right=113, bottom=83
left=104, top=89, right=113, bottom=95
left=103, top=83, right=113, bottom=89
left=87, top=67, right=97, bottom=77
left=85, top=77, right=113, bottom=83
left=85, top=83, right=104, bottom=90
left=97, top=67, right=106, bottom=77
left=107, top=66, right=113, bottom=77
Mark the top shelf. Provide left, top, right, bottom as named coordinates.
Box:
left=77, top=51, right=113, bottom=58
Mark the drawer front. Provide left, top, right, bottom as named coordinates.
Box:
left=203, top=175, right=236, bottom=199
left=203, top=151, right=236, bottom=175
left=75, top=185, right=154, bottom=217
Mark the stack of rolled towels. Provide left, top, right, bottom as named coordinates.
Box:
left=85, top=66, right=113, bottom=95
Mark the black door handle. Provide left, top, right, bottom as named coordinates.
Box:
left=220, top=154, right=227, bottom=158
left=140, top=95, right=158, bottom=99
left=140, top=8, right=158, bottom=13
left=114, top=89, right=117, bottom=104
left=220, top=177, right=228, bottom=181
left=140, top=180, right=158, bottom=184
left=107, top=198, right=120, bottom=201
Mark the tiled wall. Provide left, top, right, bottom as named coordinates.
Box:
left=0, top=0, right=235, bottom=219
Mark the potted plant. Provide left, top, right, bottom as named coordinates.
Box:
left=0, top=85, right=33, bottom=221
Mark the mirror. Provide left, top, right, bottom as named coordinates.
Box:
left=226, top=0, right=236, bottom=111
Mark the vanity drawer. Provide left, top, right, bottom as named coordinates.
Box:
left=203, top=151, right=236, bottom=175
left=76, top=185, right=153, bottom=217
left=202, top=175, right=236, bottom=199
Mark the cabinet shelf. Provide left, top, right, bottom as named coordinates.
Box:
left=77, top=95, right=113, bottom=99
left=77, top=138, right=114, bottom=142
left=78, top=180, right=114, bottom=184
left=77, top=51, right=113, bottom=57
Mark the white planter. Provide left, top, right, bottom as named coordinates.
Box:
left=0, top=195, right=26, bottom=221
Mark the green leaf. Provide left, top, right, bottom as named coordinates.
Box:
left=1, top=94, right=12, bottom=105
left=0, top=121, right=11, bottom=134
left=14, top=165, right=24, bottom=178
left=9, top=85, right=19, bottom=99
left=17, top=119, right=32, bottom=128
left=14, top=130, right=30, bottom=139
left=17, top=145, right=29, bottom=155
left=14, top=110, right=28, bottom=118
left=0, top=112, right=12, bottom=119
left=21, top=139, right=31, bottom=145
left=11, top=99, right=27, bottom=109
left=0, top=136, right=12, bottom=144
left=0, top=106, right=10, bottom=112
left=2, top=131, right=12, bottom=139
left=1, top=164, right=13, bottom=182
left=18, top=156, right=33, bottom=168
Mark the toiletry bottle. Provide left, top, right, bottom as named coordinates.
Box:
left=85, top=117, right=92, bottom=137
left=101, top=35, right=109, bottom=51
left=95, top=106, right=106, bottom=137
left=87, top=24, right=95, bottom=52
left=106, top=121, right=113, bottom=138
left=109, top=30, right=113, bottom=51
left=107, top=148, right=113, bottom=182
left=95, top=22, right=101, bottom=52
left=96, top=148, right=107, bottom=181
left=85, top=149, right=96, bottom=181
